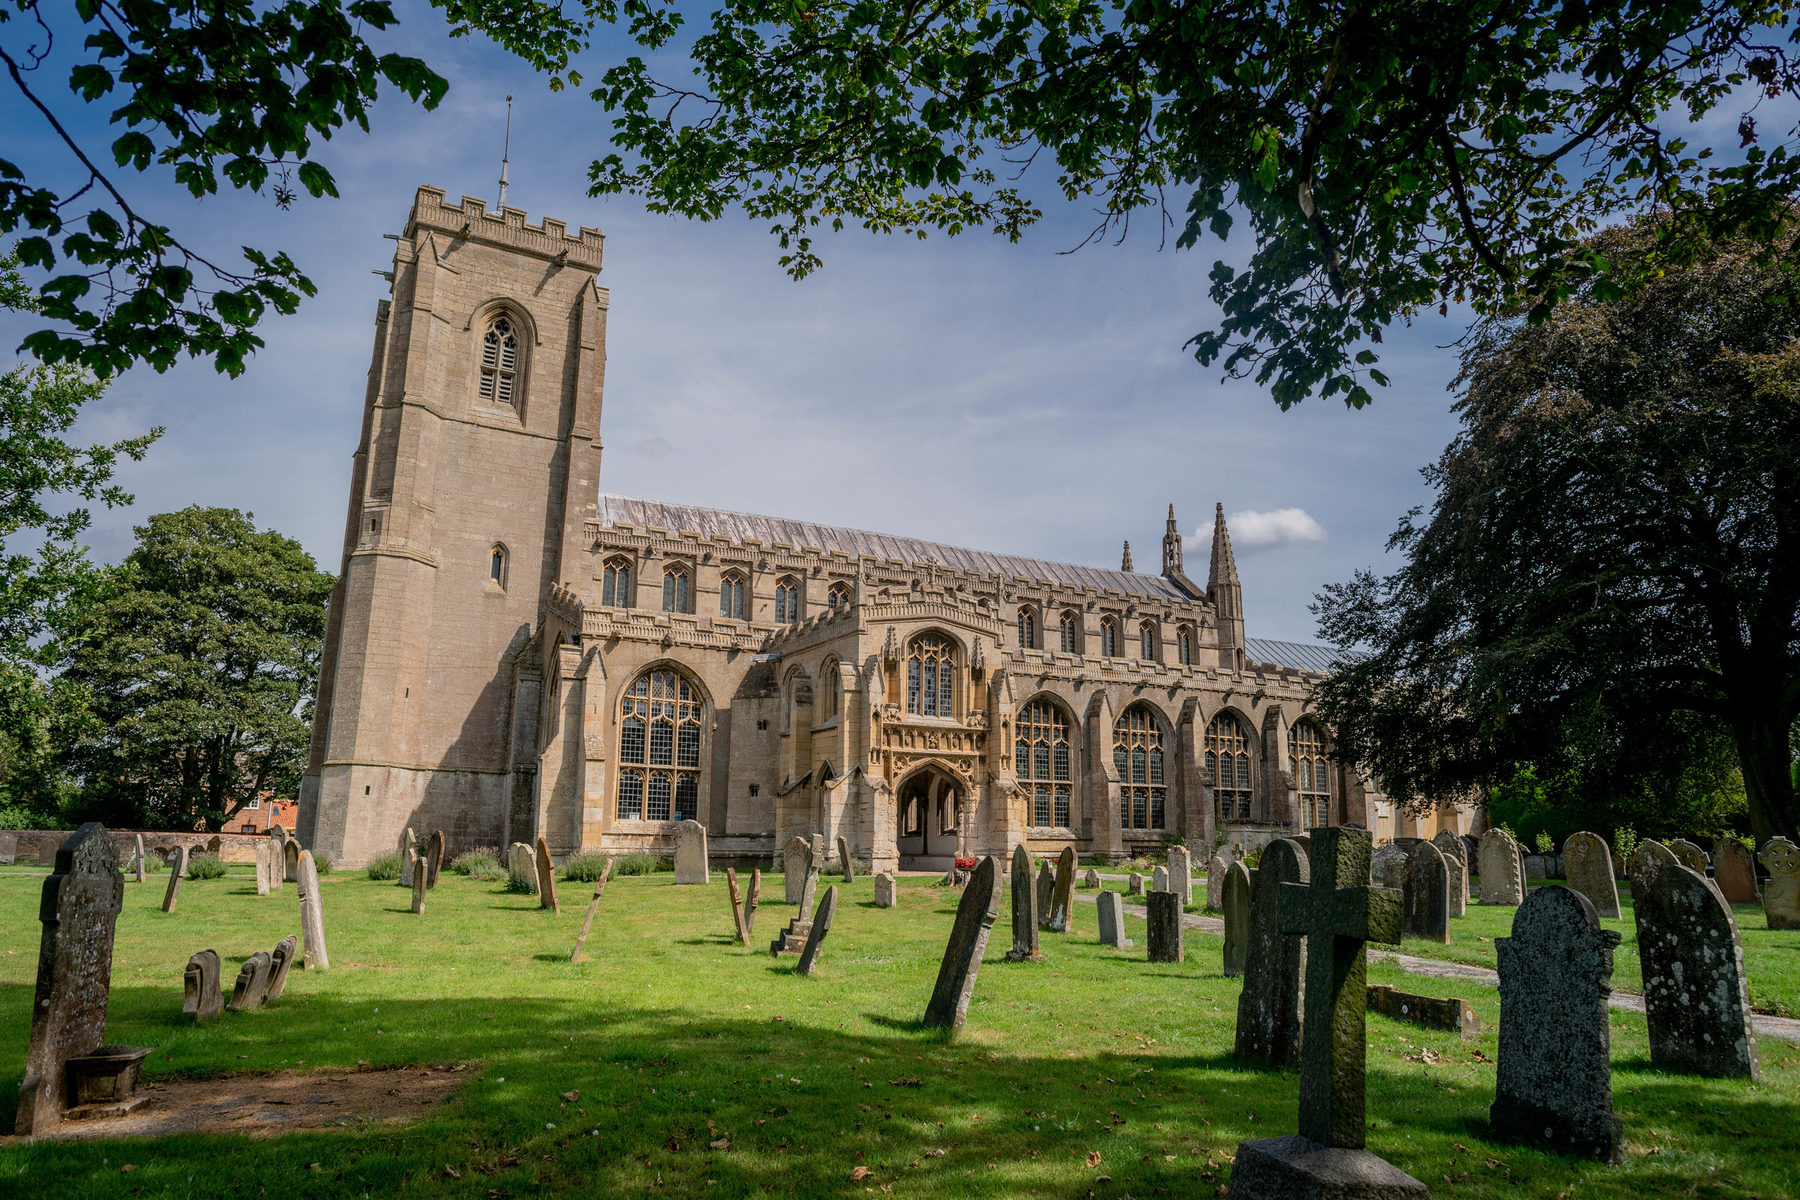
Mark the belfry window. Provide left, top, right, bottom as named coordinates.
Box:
left=1016, top=699, right=1072, bottom=827
left=615, top=668, right=704, bottom=822
left=827, top=581, right=853, bottom=610
left=1060, top=611, right=1079, bottom=653
left=478, top=314, right=520, bottom=406
left=1139, top=621, right=1158, bottom=661
left=905, top=633, right=956, bottom=717
left=1113, top=705, right=1166, bottom=829
left=775, top=577, right=801, bottom=624
left=662, top=565, right=690, bottom=613
left=602, top=558, right=632, bottom=608
left=1292, top=719, right=1333, bottom=829
left=1206, top=712, right=1254, bottom=822
left=719, top=571, right=747, bottom=620
left=1017, top=607, right=1038, bottom=650
left=1100, top=617, right=1119, bottom=658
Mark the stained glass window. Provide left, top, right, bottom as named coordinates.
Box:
left=1206, top=712, right=1254, bottom=822
left=1292, top=719, right=1332, bottom=829
left=1016, top=698, right=1072, bottom=828
left=905, top=633, right=955, bottom=717
left=1114, top=705, right=1166, bottom=829
left=617, top=668, right=704, bottom=822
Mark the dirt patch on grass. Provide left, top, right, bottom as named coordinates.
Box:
left=6, top=1063, right=468, bottom=1142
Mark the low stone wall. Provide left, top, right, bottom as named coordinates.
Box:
left=0, top=828, right=275, bottom=867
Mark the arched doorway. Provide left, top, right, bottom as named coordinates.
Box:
left=896, top=765, right=964, bottom=870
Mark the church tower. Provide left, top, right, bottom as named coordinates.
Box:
left=1208, top=503, right=1246, bottom=670
left=299, top=187, right=608, bottom=865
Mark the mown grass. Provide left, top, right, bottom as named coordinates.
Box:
left=1, top=863, right=1796, bottom=1199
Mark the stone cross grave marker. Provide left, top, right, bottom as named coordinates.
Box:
left=1628, top=838, right=1680, bottom=889
left=1403, top=839, right=1450, bottom=943
left=674, top=819, right=710, bottom=883
left=1006, top=844, right=1041, bottom=961
left=1431, top=830, right=1468, bottom=918
left=134, top=834, right=146, bottom=885
left=1235, top=837, right=1307, bottom=1068
left=398, top=827, right=416, bottom=888
left=783, top=836, right=812, bottom=903
left=1712, top=837, right=1759, bottom=905
left=873, top=871, right=897, bottom=908
left=1222, top=860, right=1252, bottom=976
left=15, top=824, right=134, bottom=1134
left=183, top=949, right=223, bottom=1023
left=1206, top=854, right=1231, bottom=910
left=794, top=886, right=839, bottom=976
left=1562, top=831, right=1621, bottom=919
left=1046, top=846, right=1076, bottom=933
left=535, top=836, right=559, bottom=912
left=1146, top=892, right=1183, bottom=963
left=1760, top=836, right=1800, bottom=930
left=1477, top=828, right=1523, bottom=905
left=922, top=855, right=1000, bottom=1035
left=286, top=837, right=302, bottom=886
left=1035, top=860, right=1055, bottom=928
left=1636, top=862, right=1759, bottom=1079
left=570, top=858, right=614, bottom=963
left=837, top=834, right=855, bottom=882
left=727, top=867, right=752, bottom=946
left=424, top=830, right=445, bottom=889
left=161, top=845, right=188, bottom=913
left=1667, top=839, right=1709, bottom=877
left=411, top=859, right=427, bottom=914
left=266, top=935, right=298, bottom=1001
left=1490, top=886, right=1623, bottom=1162
left=228, top=952, right=274, bottom=1012
left=1168, top=845, right=1193, bottom=906
left=1227, top=827, right=1423, bottom=1198
left=1097, top=890, right=1133, bottom=948
left=296, top=849, right=330, bottom=970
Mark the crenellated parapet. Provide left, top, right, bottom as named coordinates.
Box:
left=407, top=185, right=604, bottom=270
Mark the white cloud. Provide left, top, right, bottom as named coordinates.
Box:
left=1217, top=508, right=1327, bottom=551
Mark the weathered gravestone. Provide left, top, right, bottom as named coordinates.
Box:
left=770, top=867, right=820, bottom=955
left=794, top=886, right=839, bottom=976
left=783, top=836, right=812, bottom=903
left=508, top=842, right=536, bottom=890
left=228, top=952, right=274, bottom=1013
left=837, top=835, right=855, bottom=882
left=1562, top=831, right=1621, bottom=920
left=1006, top=844, right=1042, bottom=962
left=1226, top=826, right=1424, bottom=1200
left=1126, top=872, right=1145, bottom=896
left=1235, top=838, right=1307, bottom=1068
left=1667, top=839, right=1709, bottom=877
left=1206, top=853, right=1231, bottom=911
left=296, top=850, right=330, bottom=970
left=1478, top=828, right=1524, bottom=905
left=674, top=819, right=710, bottom=884
left=269, top=826, right=288, bottom=890
left=922, top=855, right=1000, bottom=1035
left=1760, top=837, right=1800, bottom=930
left=1097, top=890, right=1133, bottom=948
left=1366, top=985, right=1479, bottom=1036
left=873, top=872, right=897, bottom=908
left=399, top=828, right=417, bottom=888
left=183, top=950, right=223, bottom=1023
left=161, top=845, right=188, bottom=913
left=746, top=868, right=761, bottom=933
left=1712, top=837, right=1759, bottom=905
left=254, top=842, right=270, bottom=896
left=535, top=836, right=559, bottom=913
left=424, top=830, right=444, bottom=888
left=1168, top=845, right=1194, bottom=906
left=1431, top=830, right=1468, bottom=918
left=1082, top=867, right=1101, bottom=888
left=1402, top=840, right=1450, bottom=943
left=411, top=860, right=427, bottom=914
left=1046, top=846, right=1076, bottom=933
left=1636, top=863, right=1759, bottom=1079
left=727, top=867, right=752, bottom=946
left=266, top=935, right=298, bottom=1001
left=1146, top=892, right=1184, bottom=963
left=1222, top=860, right=1252, bottom=976
left=1035, top=860, right=1056, bottom=928
left=1151, top=865, right=1169, bottom=893
left=133, top=834, right=146, bottom=885
left=286, top=838, right=303, bottom=887
left=15, top=824, right=148, bottom=1134
left=569, top=860, right=614, bottom=963
left=1490, top=886, right=1623, bottom=1162
left=1628, top=839, right=1680, bottom=890
left=1371, top=842, right=1408, bottom=890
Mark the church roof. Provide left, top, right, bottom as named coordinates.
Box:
left=596, top=494, right=1196, bottom=601
left=1244, top=637, right=1338, bottom=674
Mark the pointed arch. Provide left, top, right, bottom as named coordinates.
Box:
left=1059, top=610, right=1081, bottom=653
left=601, top=556, right=633, bottom=608
left=718, top=569, right=746, bottom=619
left=775, top=574, right=803, bottom=624
left=1205, top=707, right=1255, bottom=822
left=489, top=543, right=508, bottom=588
left=1291, top=717, right=1332, bottom=829
left=905, top=630, right=959, bottom=717
left=615, top=664, right=707, bottom=823
left=1114, top=702, right=1169, bottom=830
left=1015, top=692, right=1076, bottom=828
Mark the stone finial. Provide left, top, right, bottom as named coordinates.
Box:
left=1120, top=540, right=1133, bottom=572
left=1162, top=502, right=1183, bottom=576
left=1208, top=502, right=1239, bottom=590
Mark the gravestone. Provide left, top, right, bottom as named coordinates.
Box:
left=1366, top=985, right=1479, bottom=1036
left=161, top=845, right=188, bottom=913
left=254, top=842, right=270, bottom=896
left=535, top=836, right=559, bottom=912
left=269, top=827, right=288, bottom=890
left=1712, top=838, right=1759, bottom=905
left=1151, top=865, right=1169, bottom=893
left=1490, top=886, right=1623, bottom=1162
left=1006, top=844, right=1041, bottom=962
left=1235, top=838, right=1308, bottom=1068
left=266, top=935, right=298, bottom=1001
left=1402, top=839, right=1450, bottom=943
left=1145, top=892, right=1184, bottom=963
left=1635, top=863, right=1759, bottom=1079
left=727, top=868, right=752, bottom=946
left=922, top=855, right=1000, bottom=1035
left=286, top=838, right=303, bottom=887
left=794, top=886, right=839, bottom=976
left=1667, top=838, right=1709, bottom=877
left=783, top=836, right=812, bottom=903
left=508, top=842, right=536, bottom=890
left=1035, top=860, right=1055, bottom=928
left=1046, top=846, right=1076, bottom=932
left=873, top=871, right=897, bottom=908
left=1760, top=837, right=1800, bottom=930
left=1168, top=845, right=1194, bottom=905
left=1227, top=826, right=1423, bottom=1200
left=424, top=830, right=444, bottom=888
left=296, top=849, right=329, bottom=970
left=227, top=952, right=273, bottom=1012
left=1477, top=828, right=1524, bottom=905
left=1371, top=842, right=1408, bottom=889
left=1097, top=890, right=1133, bottom=948
left=1222, top=860, right=1252, bottom=976
left=1082, top=867, right=1101, bottom=888
left=411, top=860, right=427, bottom=914
left=674, top=819, right=710, bottom=884
left=770, top=867, right=821, bottom=955
left=15, top=824, right=142, bottom=1134
left=1206, top=853, right=1230, bottom=910
left=1126, top=872, right=1145, bottom=896
left=399, top=829, right=417, bottom=888
left=569, top=860, right=614, bottom=963
left=207, top=835, right=222, bottom=855
left=1562, top=831, right=1621, bottom=920
left=1628, top=839, right=1680, bottom=889
left=746, top=868, right=761, bottom=933
left=134, top=834, right=146, bottom=885
left=837, top=835, right=855, bottom=882
left=1431, top=830, right=1468, bottom=918
left=183, top=950, right=223, bottom=1023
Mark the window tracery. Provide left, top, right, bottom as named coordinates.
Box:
left=905, top=633, right=956, bottom=717
left=478, top=313, right=521, bottom=406
left=602, top=558, right=632, bottom=608
left=662, top=565, right=690, bottom=613
left=1177, top=625, right=1194, bottom=665
left=1059, top=611, right=1079, bottom=653
left=1113, top=705, right=1166, bottom=829
left=827, top=581, right=853, bottom=610
left=1292, top=719, right=1333, bottom=829
left=1017, top=606, right=1038, bottom=650
left=775, top=577, right=801, bottom=624
left=1139, top=620, right=1158, bottom=661
left=615, top=668, right=703, bottom=822
left=1015, top=698, right=1072, bottom=827
left=719, top=570, right=746, bottom=620
left=1100, top=617, right=1120, bottom=658
left=1206, top=712, right=1254, bottom=822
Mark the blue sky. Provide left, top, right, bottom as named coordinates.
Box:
left=1, top=5, right=1500, bottom=644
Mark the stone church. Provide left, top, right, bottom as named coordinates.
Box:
left=298, top=186, right=1461, bottom=870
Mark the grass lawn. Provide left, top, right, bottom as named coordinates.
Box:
left=2, top=863, right=1797, bottom=1199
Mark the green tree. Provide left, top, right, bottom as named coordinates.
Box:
left=1313, top=221, right=1800, bottom=844
left=588, top=0, right=1800, bottom=407
left=61, top=507, right=333, bottom=831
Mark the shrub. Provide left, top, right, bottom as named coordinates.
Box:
left=451, top=848, right=500, bottom=876
left=1534, top=831, right=1555, bottom=855
left=313, top=856, right=334, bottom=875
left=611, top=851, right=662, bottom=877
left=562, top=852, right=610, bottom=882
left=469, top=859, right=508, bottom=882
left=1614, top=826, right=1640, bottom=859
left=185, top=852, right=227, bottom=880
left=365, top=852, right=402, bottom=881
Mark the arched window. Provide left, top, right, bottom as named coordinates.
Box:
left=719, top=571, right=746, bottom=620
left=1017, top=606, right=1038, bottom=650
left=1139, top=620, right=1158, bottom=661
left=602, top=558, right=632, bottom=608
left=775, top=577, right=801, bottom=624
left=905, top=633, right=956, bottom=717
left=827, top=581, right=853, bottom=610
left=1206, top=712, right=1254, bottom=822
left=821, top=658, right=840, bottom=719
left=615, top=668, right=704, bottom=822
left=1177, top=625, right=1194, bottom=665
left=1292, top=719, right=1333, bottom=829
left=1059, top=611, right=1080, bottom=653
left=489, top=544, right=507, bottom=587
left=1100, top=617, right=1120, bottom=658
left=1015, top=698, right=1072, bottom=827
left=662, top=565, right=690, bottom=613
left=478, top=313, right=521, bottom=405
left=1113, top=705, right=1166, bottom=829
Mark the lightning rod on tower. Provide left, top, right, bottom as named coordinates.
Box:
left=497, top=93, right=514, bottom=211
